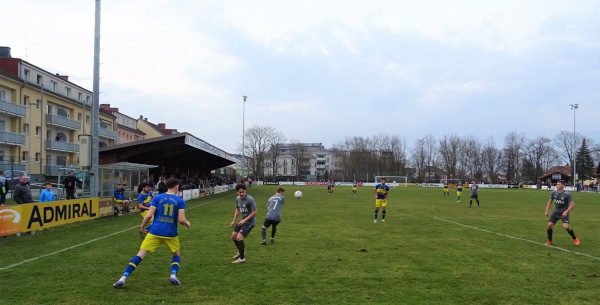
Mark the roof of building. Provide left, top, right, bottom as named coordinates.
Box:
left=99, top=132, right=238, bottom=173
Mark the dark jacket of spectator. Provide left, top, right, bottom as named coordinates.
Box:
left=157, top=181, right=167, bottom=194
left=62, top=175, right=82, bottom=190
left=13, top=182, right=34, bottom=204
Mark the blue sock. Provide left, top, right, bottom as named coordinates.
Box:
left=171, top=256, right=181, bottom=275
left=123, top=255, right=142, bottom=276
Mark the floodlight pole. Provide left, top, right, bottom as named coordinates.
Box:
left=242, top=96, right=247, bottom=182
left=570, top=103, right=579, bottom=190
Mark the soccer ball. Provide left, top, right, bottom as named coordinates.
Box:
left=294, top=190, right=303, bottom=199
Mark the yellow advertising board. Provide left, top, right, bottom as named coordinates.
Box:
left=0, top=198, right=102, bottom=236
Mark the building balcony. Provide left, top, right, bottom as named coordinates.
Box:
left=46, top=139, right=79, bottom=153
left=45, top=165, right=61, bottom=176
left=316, top=164, right=326, bottom=169
left=0, top=131, right=26, bottom=145
left=0, top=162, right=26, bottom=172
left=99, top=127, right=118, bottom=140
left=0, top=99, right=26, bottom=117
left=46, top=114, right=81, bottom=130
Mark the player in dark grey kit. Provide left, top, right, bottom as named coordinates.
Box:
left=230, top=183, right=257, bottom=263
left=469, top=180, right=480, bottom=208
left=261, top=187, right=285, bottom=245
left=543, top=180, right=579, bottom=246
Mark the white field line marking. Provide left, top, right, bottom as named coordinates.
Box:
left=434, top=217, right=600, bottom=261
left=0, top=196, right=230, bottom=271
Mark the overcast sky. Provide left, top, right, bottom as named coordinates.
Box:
left=2, top=0, right=599, bottom=154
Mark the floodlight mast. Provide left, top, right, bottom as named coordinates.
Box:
left=570, top=103, right=579, bottom=189
left=241, top=96, right=247, bottom=182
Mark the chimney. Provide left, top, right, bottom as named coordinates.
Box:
left=0, top=47, right=11, bottom=58
left=158, top=123, right=166, bottom=129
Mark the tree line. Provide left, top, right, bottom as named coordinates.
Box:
left=242, top=124, right=599, bottom=183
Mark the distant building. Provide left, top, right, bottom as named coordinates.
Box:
left=0, top=46, right=118, bottom=179
left=264, top=143, right=336, bottom=181
left=100, top=104, right=145, bottom=144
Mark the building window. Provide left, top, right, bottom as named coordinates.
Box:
left=36, top=99, right=40, bottom=110
left=0, top=120, right=5, bottom=131
left=0, top=89, right=5, bottom=101
left=78, top=92, right=82, bottom=101
left=23, top=123, right=29, bottom=133
left=23, top=95, right=29, bottom=106
left=65, top=87, right=71, bottom=97
left=37, top=75, right=42, bottom=85
left=35, top=153, right=40, bottom=163
left=24, top=69, right=30, bottom=81
left=47, top=105, right=53, bottom=115
left=22, top=151, right=28, bottom=163
left=86, top=96, right=90, bottom=104
left=35, top=126, right=41, bottom=136
left=51, top=81, right=57, bottom=91
left=78, top=113, right=82, bottom=122
left=86, top=115, right=90, bottom=124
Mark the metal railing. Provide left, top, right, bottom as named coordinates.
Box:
left=45, top=114, right=80, bottom=130
left=0, top=131, right=26, bottom=145
left=0, top=99, right=26, bottom=117
left=45, top=139, right=80, bottom=152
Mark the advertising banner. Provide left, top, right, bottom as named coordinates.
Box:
left=0, top=198, right=100, bottom=236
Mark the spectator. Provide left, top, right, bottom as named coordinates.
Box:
left=62, top=171, right=82, bottom=200
left=157, top=177, right=167, bottom=194
left=13, top=175, right=34, bottom=204
left=14, top=175, right=35, bottom=235
left=38, top=182, right=56, bottom=202
left=0, top=170, right=7, bottom=206
left=114, top=184, right=131, bottom=214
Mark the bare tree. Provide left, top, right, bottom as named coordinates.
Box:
left=266, top=131, right=287, bottom=181
left=522, top=136, right=558, bottom=182
left=482, top=136, right=502, bottom=183
left=463, top=136, right=483, bottom=181
left=411, top=137, right=427, bottom=182
left=243, top=125, right=281, bottom=180
left=554, top=130, right=585, bottom=185
left=438, top=135, right=460, bottom=180
left=502, top=131, right=525, bottom=183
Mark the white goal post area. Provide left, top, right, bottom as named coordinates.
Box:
left=441, top=176, right=463, bottom=187
left=374, top=176, right=408, bottom=187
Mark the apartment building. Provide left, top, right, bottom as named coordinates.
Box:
left=0, top=47, right=118, bottom=181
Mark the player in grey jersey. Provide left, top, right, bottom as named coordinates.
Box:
left=230, top=183, right=257, bottom=263
left=261, top=187, right=286, bottom=245
left=543, top=180, right=579, bottom=246
left=469, top=180, right=480, bottom=208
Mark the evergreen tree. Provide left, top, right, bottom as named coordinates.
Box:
left=576, top=139, right=595, bottom=180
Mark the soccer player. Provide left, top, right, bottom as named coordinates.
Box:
left=327, top=180, right=333, bottom=194
left=443, top=181, right=449, bottom=196
left=392, top=180, right=397, bottom=189
left=352, top=182, right=357, bottom=195
left=544, top=180, right=579, bottom=246
left=261, top=187, right=285, bottom=245
left=456, top=181, right=463, bottom=203
left=469, top=180, right=480, bottom=208
left=374, top=178, right=390, bottom=223
left=137, top=182, right=154, bottom=237
left=113, top=178, right=191, bottom=288
left=230, top=183, right=257, bottom=263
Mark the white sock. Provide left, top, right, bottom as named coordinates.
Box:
left=120, top=276, right=127, bottom=282
left=170, top=274, right=177, bottom=279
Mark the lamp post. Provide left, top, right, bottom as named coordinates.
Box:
left=241, top=96, right=247, bottom=182
left=570, top=103, right=579, bottom=189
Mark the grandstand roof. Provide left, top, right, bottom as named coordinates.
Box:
left=99, top=132, right=239, bottom=174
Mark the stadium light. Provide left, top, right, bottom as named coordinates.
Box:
left=242, top=96, right=247, bottom=182
left=570, top=103, right=579, bottom=189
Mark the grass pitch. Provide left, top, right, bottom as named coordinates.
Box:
left=2, top=186, right=600, bottom=304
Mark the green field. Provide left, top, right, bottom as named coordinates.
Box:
left=2, top=186, right=600, bottom=305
